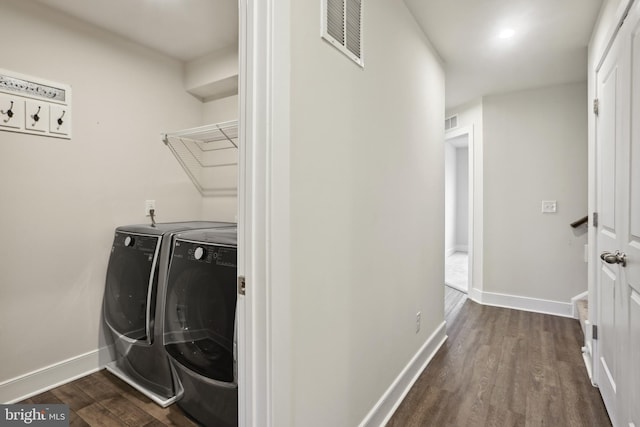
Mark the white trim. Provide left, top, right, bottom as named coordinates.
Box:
left=594, top=0, right=636, bottom=72
left=239, top=0, right=291, bottom=425
left=571, top=290, right=589, bottom=319
left=582, top=319, right=596, bottom=386
left=468, top=286, right=483, bottom=303
left=237, top=0, right=250, bottom=424
left=445, top=126, right=470, bottom=140
left=454, top=245, right=468, bottom=253
left=468, top=289, right=574, bottom=318
left=582, top=350, right=594, bottom=383
left=444, top=247, right=456, bottom=257
left=0, top=345, right=114, bottom=404
left=358, top=322, right=447, bottom=427
left=445, top=124, right=482, bottom=296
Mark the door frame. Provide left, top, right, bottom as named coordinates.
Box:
left=444, top=125, right=482, bottom=297
left=238, top=0, right=292, bottom=426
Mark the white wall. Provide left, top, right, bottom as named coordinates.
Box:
left=0, top=0, right=204, bottom=390
left=455, top=147, right=469, bottom=250
left=203, top=94, right=238, bottom=123
left=288, top=0, right=445, bottom=425
left=201, top=94, right=239, bottom=222
left=483, top=82, right=588, bottom=302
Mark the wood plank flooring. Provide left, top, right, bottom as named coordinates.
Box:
left=20, top=370, right=197, bottom=426
left=388, top=300, right=612, bottom=427
left=444, top=285, right=467, bottom=322
left=19, top=298, right=609, bottom=427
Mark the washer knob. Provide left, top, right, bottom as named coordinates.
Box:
left=194, top=247, right=206, bottom=260
left=124, top=236, right=135, bottom=247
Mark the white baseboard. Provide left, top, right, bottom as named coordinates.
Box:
left=468, top=288, right=573, bottom=318
left=0, top=345, right=114, bottom=404
left=445, top=247, right=456, bottom=257
left=468, top=286, right=483, bottom=304
left=571, top=291, right=589, bottom=319
left=358, top=322, right=447, bottom=427
left=454, top=245, right=468, bottom=253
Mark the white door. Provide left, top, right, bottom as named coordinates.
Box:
left=596, top=2, right=640, bottom=425
left=595, top=17, right=627, bottom=425
left=625, top=4, right=640, bottom=426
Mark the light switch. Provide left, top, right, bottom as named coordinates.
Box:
left=542, top=200, right=557, bottom=213
left=25, top=100, right=49, bottom=132
left=49, top=104, right=70, bottom=135
left=0, top=94, right=24, bottom=130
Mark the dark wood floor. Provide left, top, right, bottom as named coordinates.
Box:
left=444, top=285, right=467, bottom=322
left=388, top=299, right=612, bottom=427
left=20, top=296, right=610, bottom=427
left=21, top=370, right=197, bottom=426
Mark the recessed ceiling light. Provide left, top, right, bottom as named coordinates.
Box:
left=499, top=28, right=515, bottom=39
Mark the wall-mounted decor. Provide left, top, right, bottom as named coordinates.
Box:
left=0, top=69, right=72, bottom=139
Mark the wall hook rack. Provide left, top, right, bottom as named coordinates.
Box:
left=56, top=110, right=66, bottom=129
left=31, top=105, right=41, bottom=126
left=0, top=68, right=72, bottom=139
left=1, top=100, right=14, bottom=123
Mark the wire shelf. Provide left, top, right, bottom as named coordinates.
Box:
left=162, top=120, right=238, bottom=196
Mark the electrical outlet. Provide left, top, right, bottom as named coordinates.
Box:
left=145, top=200, right=156, bottom=216
left=541, top=200, right=557, bottom=213
left=416, top=311, right=421, bottom=333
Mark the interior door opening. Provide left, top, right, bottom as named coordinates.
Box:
left=444, top=134, right=470, bottom=294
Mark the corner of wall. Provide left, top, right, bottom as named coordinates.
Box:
left=0, top=345, right=114, bottom=404
left=357, top=323, right=447, bottom=427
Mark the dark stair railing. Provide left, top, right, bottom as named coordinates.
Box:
left=570, top=216, right=588, bottom=228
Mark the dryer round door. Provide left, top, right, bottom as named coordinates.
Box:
left=104, top=232, right=160, bottom=342
left=164, top=240, right=237, bottom=383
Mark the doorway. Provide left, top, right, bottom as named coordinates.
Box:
left=444, top=133, right=469, bottom=294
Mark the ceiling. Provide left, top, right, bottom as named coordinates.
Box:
left=34, top=0, right=238, bottom=62
left=405, top=0, right=604, bottom=108
left=34, top=0, right=602, bottom=108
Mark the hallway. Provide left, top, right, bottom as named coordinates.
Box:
left=388, top=301, right=611, bottom=426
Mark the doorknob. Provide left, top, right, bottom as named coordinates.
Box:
left=600, top=250, right=627, bottom=267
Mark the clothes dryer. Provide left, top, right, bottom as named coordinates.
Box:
left=163, top=228, right=238, bottom=426
left=103, top=221, right=235, bottom=406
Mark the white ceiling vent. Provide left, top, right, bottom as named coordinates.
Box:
left=322, top=0, right=364, bottom=67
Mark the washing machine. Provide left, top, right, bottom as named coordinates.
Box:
left=103, top=221, right=235, bottom=407
left=163, top=228, right=238, bottom=427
